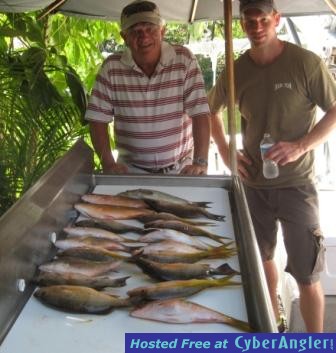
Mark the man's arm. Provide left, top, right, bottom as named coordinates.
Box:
left=211, top=112, right=251, bottom=178
left=180, top=114, right=210, bottom=175
left=89, top=121, right=128, bottom=174
left=268, top=104, right=336, bottom=165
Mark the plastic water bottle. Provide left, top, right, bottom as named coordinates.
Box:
left=260, top=133, right=279, bottom=179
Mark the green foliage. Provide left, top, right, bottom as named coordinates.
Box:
left=0, top=13, right=91, bottom=216
left=164, top=21, right=242, bottom=45
left=0, top=11, right=123, bottom=216
left=164, top=23, right=189, bottom=44
left=232, top=19, right=246, bottom=39
left=0, top=87, right=85, bottom=206
left=195, top=54, right=213, bottom=92
left=48, top=15, right=122, bottom=91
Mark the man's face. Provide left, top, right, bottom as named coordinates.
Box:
left=240, top=8, right=280, bottom=48
left=122, top=22, right=165, bottom=63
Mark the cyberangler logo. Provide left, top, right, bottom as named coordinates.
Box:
left=235, top=335, right=334, bottom=353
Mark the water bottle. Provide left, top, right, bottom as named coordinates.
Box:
left=260, top=133, right=279, bottom=179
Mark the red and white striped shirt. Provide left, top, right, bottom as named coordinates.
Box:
left=85, top=42, right=209, bottom=169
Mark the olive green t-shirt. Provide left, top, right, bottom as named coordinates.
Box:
left=208, top=41, right=336, bottom=188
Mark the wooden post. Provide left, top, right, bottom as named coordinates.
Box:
left=224, top=0, right=238, bottom=176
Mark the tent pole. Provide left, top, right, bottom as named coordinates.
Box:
left=324, top=0, right=336, bottom=13
left=285, top=18, right=302, bottom=46
left=37, top=0, right=67, bottom=20
left=224, top=0, right=238, bottom=176
left=189, top=0, right=199, bottom=22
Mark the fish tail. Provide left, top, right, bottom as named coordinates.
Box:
left=201, top=209, right=226, bottom=222
left=206, top=233, right=232, bottom=244
left=118, top=297, right=133, bottom=307
left=213, top=275, right=241, bottom=286
left=222, top=315, right=253, bottom=332
left=193, top=201, right=212, bottom=208
left=129, top=249, right=144, bottom=263
left=218, top=240, right=236, bottom=248
left=207, top=244, right=237, bottom=259
left=123, top=244, right=144, bottom=253
left=109, top=276, right=131, bottom=287
left=217, top=235, right=234, bottom=242
left=110, top=296, right=132, bottom=308
left=138, top=228, right=152, bottom=234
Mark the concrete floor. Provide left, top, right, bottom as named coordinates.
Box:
left=289, top=296, right=336, bottom=332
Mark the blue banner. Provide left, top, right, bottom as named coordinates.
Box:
left=125, top=333, right=335, bottom=353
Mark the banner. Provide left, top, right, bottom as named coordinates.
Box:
left=125, top=333, right=335, bottom=353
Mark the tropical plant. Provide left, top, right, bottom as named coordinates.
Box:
left=0, top=13, right=90, bottom=215
left=47, top=14, right=122, bottom=90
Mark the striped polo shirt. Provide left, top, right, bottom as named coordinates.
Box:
left=85, top=41, right=209, bottom=169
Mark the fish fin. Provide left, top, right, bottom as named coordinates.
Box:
left=218, top=239, right=236, bottom=247
left=139, top=228, right=153, bottom=234
left=142, top=227, right=161, bottom=233
left=142, top=198, right=156, bottom=209
left=208, top=244, right=237, bottom=259
left=193, top=201, right=212, bottom=208
left=120, top=276, right=132, bottom=287
left=130, top=227, right=148, bottom=234
left=123, top=244, right=144, bottom=253
left=131, top=248, right=145, bottom=258
left=106, top=275, right=131, bottom=287
left=212, top=214, right=226, bottom=222
left=212, top=263, right=240, bottom=276
left=182, top=219, right=216, bottom=226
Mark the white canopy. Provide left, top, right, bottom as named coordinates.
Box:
left=0, top=0, right=335, bottom=21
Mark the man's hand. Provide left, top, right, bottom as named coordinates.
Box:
left=220, top=147, right=252, bottom=179
left=102, top=162, right=129, bottom=174
left=236, top=150, right=253, bottom=179
left=266, top=141, right=305, bottom=166
left=180, top=164, right=207, bottom=175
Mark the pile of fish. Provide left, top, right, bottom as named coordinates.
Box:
left=33, top=188, right=251, bottom=332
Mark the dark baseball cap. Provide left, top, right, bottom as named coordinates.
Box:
left=120, top=0, right=165, bottom=31
left=239, top=0, right=276, bottom=15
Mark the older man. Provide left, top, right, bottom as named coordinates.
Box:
left=85, top=0, right=210, bottom=175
